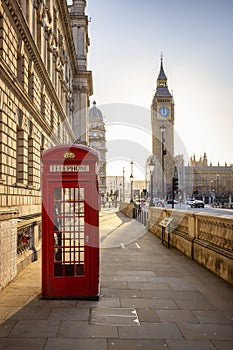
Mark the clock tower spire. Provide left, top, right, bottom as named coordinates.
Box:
left=151, top=56, right=175, bottom=200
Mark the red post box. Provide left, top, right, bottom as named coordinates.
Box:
left=41, top=144, right=99, bottom=299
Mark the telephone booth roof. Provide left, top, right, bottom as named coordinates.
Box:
left=42, top=144, right=98, bottom=163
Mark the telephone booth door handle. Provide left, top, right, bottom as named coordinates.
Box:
left=86, top=236, right=89, bottom=243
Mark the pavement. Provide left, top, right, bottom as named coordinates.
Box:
left=0, top=208, right=233, bottom=350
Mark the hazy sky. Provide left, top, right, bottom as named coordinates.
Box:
left=81, top=0, right=232, bottom=178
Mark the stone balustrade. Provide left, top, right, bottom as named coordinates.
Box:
left=148, top=207, right=233, bottom=285
left=120, top=203, right=233, bottom=285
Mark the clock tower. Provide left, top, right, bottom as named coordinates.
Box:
left=151, top=56, right=175, bottom=199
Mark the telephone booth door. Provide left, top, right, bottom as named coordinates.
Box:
left=42, top=145, right=99, bottom=299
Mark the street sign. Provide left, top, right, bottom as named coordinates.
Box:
left=159, top=216, right=174, bottom=228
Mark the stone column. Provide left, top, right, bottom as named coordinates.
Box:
left=73, top=84, right=88, bottom=144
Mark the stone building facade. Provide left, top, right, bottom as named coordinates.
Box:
left=0, top=0, right=92, bottom=289
left=186, top=154, right=233, bottom=204
left=173, top=153, right=233, bottom=204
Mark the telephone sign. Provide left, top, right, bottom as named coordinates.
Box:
left=41, top=144, right=99, bottom=299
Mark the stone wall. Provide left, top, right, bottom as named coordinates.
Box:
left=0, top=208, right=42, bottom=291
left=0, top=208, right=19, bottom=291
left=119, top=202, right=135, bottom=218
left=147, top=208, right=233, bottom=285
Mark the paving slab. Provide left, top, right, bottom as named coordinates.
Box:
left=118, top=322, right=183, bottom=339
left=211, top=340, right=233, bottom=350
left=48, top=307, right=90, bottom=320
left=177, top=322, right=233, bottom=340
left=44, top=338, right=107, bottom=350
left=157, top=309, right=199, bottom=323
left=192, top=310, right=233, bottom=324
left=57, top=320, right=118, bottom=338
left=107, top=339, right=167, bottom=350
left=8, top=319, right=60, bottom=338
left=0, top=338, right=46, bottom=350
left=166, top=340, right=215, bottom=350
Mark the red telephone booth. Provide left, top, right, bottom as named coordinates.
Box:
left=41, top=144, right=99, bottom=299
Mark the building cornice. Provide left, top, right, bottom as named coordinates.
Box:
left=76, top=70, right=93, bottom=95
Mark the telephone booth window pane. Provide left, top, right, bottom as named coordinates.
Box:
left=53, top=186, right=86, bottom=277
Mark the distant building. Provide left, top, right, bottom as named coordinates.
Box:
left=89, top=101, right=107, bottom=199
left=185, top=154, right=233, bottom=204
left=106, top=176, right=122, bottom=205
left=172, top=153, right=233, bottom=204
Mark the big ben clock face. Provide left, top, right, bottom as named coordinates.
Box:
left=159, top=106, right=170, bottom=118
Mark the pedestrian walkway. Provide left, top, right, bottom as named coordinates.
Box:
left=0, top=208, right=233, bottom=350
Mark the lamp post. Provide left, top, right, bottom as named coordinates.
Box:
left=149, top=157, right=155, bottom=207
left=160, top=125, right=166, bottom=205
left=115, top=176, right=118, bottom=207
left=119, top=183, right=122, bottom=202
left=122, top=167, right=125, bottom=203
left=216, top=174, right=219, bottom=204
left=210, top=180, right=213, bottom=205
left=231, top=167, right=233, bottom=205
left=130, top=161, right=134, bottom=203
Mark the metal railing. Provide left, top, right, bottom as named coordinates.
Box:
left=133, top=207, right=148, bottom=226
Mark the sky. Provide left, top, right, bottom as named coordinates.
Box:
left=71, top=0, right=233, bottom=179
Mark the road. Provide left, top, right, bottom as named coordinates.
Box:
left=165, top=203, right=233, bottom=219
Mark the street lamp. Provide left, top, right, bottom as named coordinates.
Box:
left=210, top=180, right=214, bottom=205
left=130, top=161, right=134, bottom=203
left=149, top=157, right=155, bottom=207
left=231, top=167, right=233, bottom=205
left=119, top=183, right=122, bottom=202
left=122, top=167, right=125, bottom=203
left=160, top=125, right=166, bottom=205
left=216, top=174, right=219, bottom=202
left=115, top=176, right=118, bottom=207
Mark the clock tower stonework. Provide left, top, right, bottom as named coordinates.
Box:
left=151, top=57, right=175, bottom=198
